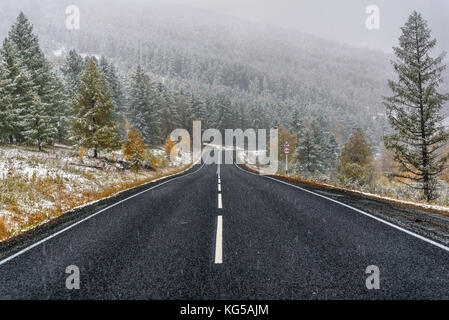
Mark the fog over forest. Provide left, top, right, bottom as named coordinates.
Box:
left=0, top=0, right=447, bottom=149
left=158, top=0, right=449, bottom=54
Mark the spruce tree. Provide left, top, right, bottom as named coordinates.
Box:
left=338, top=127, right=373, bottom=186
left=174, top=90, right=194, bottom=134
left=158, top=83, right=178, bottom=139
left=322, top=133, right=339, bottom=171
left=8, top=13, right=54, bottom=109
left=310, top=120, right=327, bottom=172
left=22, top=95, right=53, bottom=151
left=294, top=124, right=321, bottom=174
left=61, top=49, right=85, bottom=99
left=99, top=56, right=127, bottom=140
left=0, top=38, right=35, bottom=142
left=122, top=127, right=146, bottom=168
left=0, top=44, right=14, bottom=142
left=71, top=58, right=121, bottom=158
left=248, top=101, right=269, bottom=131
left=291, top=109, right=304, bottom=137
left=99, top=56, right=125, bottom=114
left=0, top=83, right=11, bottom=142
left=311, top=117, right=339, bottom=171
left=48, top=75, right=69, bottom=143
left=384, top=11, right=449, bottom=201
left=128, top=66, right=161, bottom=145
left=8, top=12, right=62, bottom=142
left=215, top=92, right=235, bottom=132
left=188, top=93, right=207, bottom=124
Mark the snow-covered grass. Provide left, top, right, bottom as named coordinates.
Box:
left=0, top=144, right=191, bottom=241
left=240, top=151, right=449, bottom=214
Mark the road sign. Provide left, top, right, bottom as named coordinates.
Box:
left=284, top=141, right=290, bottom=147
left=283, top=147, right=290, bottom=154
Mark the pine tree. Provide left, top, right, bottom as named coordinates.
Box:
left=322, top=133, right=339, bottom=171
left=7, top=12, right=62, bottom=142
left=174, top=90, right=194, bottom=134
left=291, top=108, right=303, bottom=137
left=48, top=75, right=69, bottom=143
left=188, top=93, right=207, bottom=124
left=0, top=45, right=14, bottom=142
left=313, top=118, right=340, bottom=171
left=61, top=49, right=85, bottom=99
left=203, top=92, right=219, bottom=129
left=248, top=100, right=269, bottom=131
left=310, top=120, right=327, bottom=172
left=8, top=12, right=54, bottom=111
left=0, top=38, right=35, bottom=142
left=158, top=83, right=178, bottom=139
left=384, top=11, right=449, bottom=201
left=122, top=127, right=146, bottom=168
left=128, top=66, right=161, bottom=145
left=22, top=95, right=53, bottom=151
left=216, top=93, right=234, bottom=132
left=99, top=56, right=125, bottom=114
left=338, top=127, right=373, bottom=186
left=0, top=79, right=11, bottom=142
left=237, top=99, right=250, bottom=130
left=71, top=58, right=121, bottom=158
left=294, top=124, right=321, bottom=174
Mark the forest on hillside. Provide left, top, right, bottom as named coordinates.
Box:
left=0, top=0, right=400, bottom=146
left=0, top=1, right=448, bottom=203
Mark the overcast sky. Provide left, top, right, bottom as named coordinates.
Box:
left=158, top=0, right=449, bottom=54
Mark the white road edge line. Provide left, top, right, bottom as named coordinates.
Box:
left=218, top=184, right=221, bottom=192
left=215, top=215, right=223, bottom=264
left=218, top=193, right=223, bottom=209
left=234, top=163, right=449, bottom=253
left=0, top=160, right=206, bottom=267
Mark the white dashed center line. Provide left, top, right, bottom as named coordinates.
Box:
left=216, top=156, right=223, bottom=264
left=215, top=215, right=223, bottom=264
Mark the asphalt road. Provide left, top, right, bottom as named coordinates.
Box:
left=1, top=149, right=449, bottom=299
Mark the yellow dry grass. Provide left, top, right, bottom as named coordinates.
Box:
left=0, top=155, right=191, bottom=241
left=243, top=164, right=449, bottom=215
left=0, top=217, right=8, bottom=241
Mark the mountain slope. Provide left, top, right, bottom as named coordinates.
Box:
left=0, top=0, right=413, bottom=145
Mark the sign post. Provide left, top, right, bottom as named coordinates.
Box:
left=283, top=141, right=290, bottom=175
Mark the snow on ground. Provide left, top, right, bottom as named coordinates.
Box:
left=52, top=46, right=66, bottom=57
left=340, top=188, right=449, bottom=213
left=0, top=147, right=89, bottom=183
left=239, top=151, right=449, bottom=214
left=0, top=144, right=191, bottom=240
left=80, top=52, right=101, bottom=60
left=170, top=150, right=192, bottom=166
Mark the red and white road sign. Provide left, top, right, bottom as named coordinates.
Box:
left=284, top=141, right=290, bottom=147
left=283, top=147, right=290, bottom=154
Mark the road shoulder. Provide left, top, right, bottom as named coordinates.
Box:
left=237, top=164, right=449, bottom=247
left=0, top=162, right=203, bottom=261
